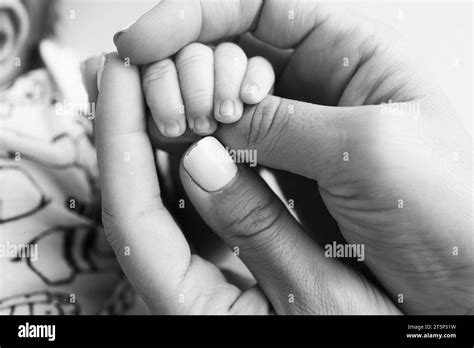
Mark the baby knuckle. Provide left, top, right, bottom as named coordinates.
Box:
left=216, top=43, right=246, bottom=61
left=180, top=42, right=211, bottom=55
left=177, top=44, right=213, bottom=68
left=142, top=59, right=175, bottom=85
left=183, top=89, right=213, bottom=103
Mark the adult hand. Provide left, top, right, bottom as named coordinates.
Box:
left=96, top=52, right=399, bottom=314
left=102, top=0, right=472, bottom=314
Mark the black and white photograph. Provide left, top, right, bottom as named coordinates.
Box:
left=0, top=0, right=472, bottom=345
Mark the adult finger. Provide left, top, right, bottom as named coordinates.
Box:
left=113, top=0, right=262, bottom=64
left=112, top=1, right=415, bottom=108
left=95, top=53, right=199, bottom=313
left=80, top=56, right=100, bottom=103
left=180, top=137, right=399, bottom=314
left=215, top=95, right=382, bottom=185
left=96, top=53, right=264, bottom=315
left=113, top=0, right=362, bottom=68
left=113, top=0, right=338, bottom=65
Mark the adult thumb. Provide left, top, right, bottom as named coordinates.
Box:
left=215, top=95, right=382, bottom=186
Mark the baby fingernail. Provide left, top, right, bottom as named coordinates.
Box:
left=163, top=120, right=182, bottom=137
left=194, top=116, right=212, bottom=134
left=113, top=20, right=136, bottom=45
left=183, top=137, right=238, bottom=192
left=219, top=99, right=234, bottom=118
left=96, top=53, right=106, bottom=92
left=243, top=84, right=259, bottom=98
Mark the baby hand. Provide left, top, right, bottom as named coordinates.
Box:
left=141, top=42, right=275, bottom=137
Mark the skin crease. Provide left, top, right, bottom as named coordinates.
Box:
left=93, top=0, right=472, bottom=315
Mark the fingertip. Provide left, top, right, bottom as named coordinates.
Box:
left=218, top=99, right=235, bottom=118
left=113, top=19, right=137, bottom=46
left=103, top=51, right=127, bottom=67
left=112, top=17, right=147, bottom=65
left=96, top=51, right=145, bottom=137
left=240, top=83, right=262, bottom=104
left=112, top=0, right=203, bottom=65
left=191, top=116, right=218, bottom=136
left=157, top=119, right=187, bottom=138
left=240, top=56, right=275, bottom=104
left=167, top=120, right=186, bottom=138
left=99, top=51, right=142, bottom=94
left=81, top=56, right=100, bottom=102
left=98, top=52, right=122, bottom=88
left=214, top=98, right=244, bottom=124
